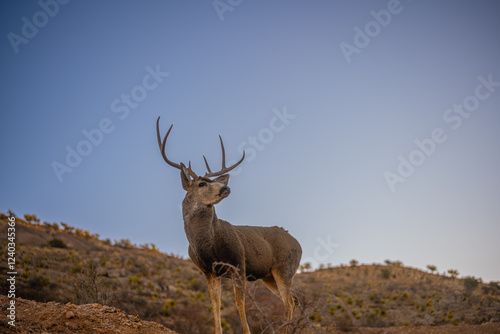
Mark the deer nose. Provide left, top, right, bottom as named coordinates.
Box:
left=219, top=186, right=230, bottom=195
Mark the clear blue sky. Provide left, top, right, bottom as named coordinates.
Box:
left=1, top=1, right=499, bottom=282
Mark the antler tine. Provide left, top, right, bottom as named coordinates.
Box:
left=156, top=117, right=181, bottom=169
left=219, top=136, right=226, bottom=169
left=187, top=161, right=198, bottom=179
left=203, top=156, right=213, bottom=174
left=157, top=117, right=198, bottom=181
left=203, top=135, right=245, bottom=178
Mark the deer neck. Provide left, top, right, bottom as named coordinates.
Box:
left=182, top=195, right=220, bottom=253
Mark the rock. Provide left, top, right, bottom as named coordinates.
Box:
left=65, top=311, right=75, bottom=319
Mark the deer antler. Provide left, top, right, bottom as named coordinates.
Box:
left=203, top=135, right=245, bottom=178
left=156, top=117, right=198, bottom=179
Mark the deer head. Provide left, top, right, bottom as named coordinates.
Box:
left=156, top=116, right=245, bottom=206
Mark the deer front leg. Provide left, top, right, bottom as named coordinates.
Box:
left=206, top=273, right=223, bottom=334
left=232, top=275, right=252, bottom=334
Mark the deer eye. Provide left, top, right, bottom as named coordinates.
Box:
left=198, top=182, right=207, bottom=187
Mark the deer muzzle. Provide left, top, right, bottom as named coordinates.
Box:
left=219, top=186, right=230, bottom=196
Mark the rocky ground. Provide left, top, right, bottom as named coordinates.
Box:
left=0, top=295, right=178, bottom=334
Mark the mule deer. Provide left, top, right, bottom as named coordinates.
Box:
left=156, top=117, right=302, bottom=333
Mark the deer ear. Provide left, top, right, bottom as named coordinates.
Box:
left=214, top=174, right=229, bottom=186
left=180, top=164, right=193, bottom=190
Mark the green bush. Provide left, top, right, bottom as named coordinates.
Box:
left=464, top=276, right=479, bottom=292
left=309, top=312, right=322, bottom=323
left=48, top=238, right=67, bottom=248
left=163, top=299, right=176, bottom=316
left=381, top=268, right=391, bottom=279
left=129, top=276, right=140, bottom=284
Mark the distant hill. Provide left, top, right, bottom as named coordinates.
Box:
left=1, top=213, right=499, bottom=333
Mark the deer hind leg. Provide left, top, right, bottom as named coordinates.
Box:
left=272, top=270, right=296, bottom=333
left=205, top=273, right=223, bottom=334
left=262, top=273, right=281, bottom=299
left=232, top=275, right=252, bottom=334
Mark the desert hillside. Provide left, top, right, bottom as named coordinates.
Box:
left=1, top=213, right=499, bottom=333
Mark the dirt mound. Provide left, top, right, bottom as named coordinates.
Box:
left=0, top=295, right=178, bottom=334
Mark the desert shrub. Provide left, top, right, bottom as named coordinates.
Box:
left=464, top=276, right=480, bottom=293
left=309, top=312, right=322, bottom=322
left=73, top=261, right=113, bottom=305
left=48, top=238, right=67, bottom=248
left=482, top=281, right=500, bottom=295
left=381, top=269, right=391, bottom=279
left=129, top=276, right=140, bottom=284
left=300, top=262, right=312, bottom=272
left=427, top=265, right=437, bottom=273
left=115, top=238, right=134, bottom=248
left=24, top=214, right=40, bottom=224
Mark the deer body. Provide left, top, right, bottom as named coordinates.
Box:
left=157, top=117, right=302, bottom=334
left=184, top=202, right=301, bottom=281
